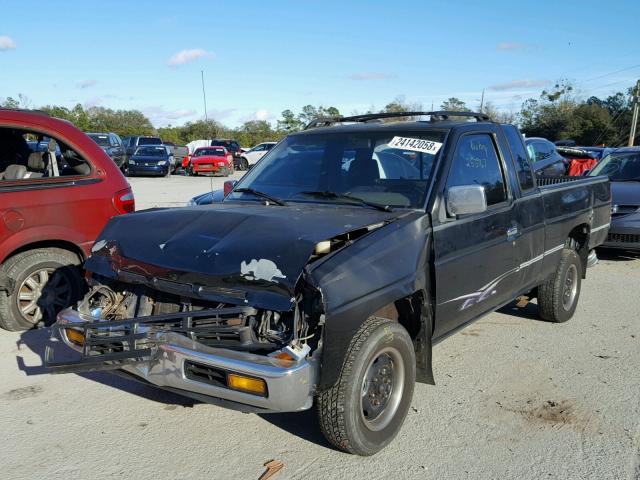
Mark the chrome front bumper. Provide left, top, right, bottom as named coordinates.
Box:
left=47, top=308, right=316, bottom=412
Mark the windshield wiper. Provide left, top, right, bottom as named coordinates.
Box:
left=299, top=191, right=392, bottom=212
left=233, top=188, right=287, bottom=206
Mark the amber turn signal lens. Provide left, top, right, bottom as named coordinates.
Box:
left=227, top=374, right=267, bottom=396
left=65, top=328, right=85, bottom=346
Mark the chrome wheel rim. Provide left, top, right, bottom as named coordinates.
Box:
left=16, top=268, right=72, bottom=325
left=562, top=264, right=578, bottom=310
left=360, top=347, right=405, bottom=431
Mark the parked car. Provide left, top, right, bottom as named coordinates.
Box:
left=187, top=146, right=233, bottom=176
left=210, top=139, right=243, bottom=169
left=187, top=189, right=224, bottom=205
left=239, top=142, right=277, bottom=169
left=46, top=111, right=610, bottom=456
left=525, top=137, right=568, bottom=176
left=122, top=135, right=163, bottom=157
left=0, top=108, right=134, bottom=331
left=589, top=147, right=640, bottom=250
left=87, top=132, right=127, bottom=171
left=163, top=142, right=189, bottom=171
left=127, top=145, right=172, bottom=177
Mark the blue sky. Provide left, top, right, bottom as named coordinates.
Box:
left=1, top=0, right=639, bottom=127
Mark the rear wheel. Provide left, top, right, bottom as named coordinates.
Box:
left=0, top=248, right=84, bottom=331
left=316, top=317, right=416, bottom=456
left=241, top=158, right=249, bottom=171
left=537, top=248, right=582, bottom=323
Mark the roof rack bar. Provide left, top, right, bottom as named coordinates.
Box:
left=304, top=110, right=490, bottom=129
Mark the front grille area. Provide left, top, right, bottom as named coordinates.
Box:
left=607, top=233, right=640, bottom=244
left=58, top=306, right=259, bottom=369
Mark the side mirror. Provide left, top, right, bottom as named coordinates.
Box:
left=446, top=185, right=487, bottom=216
left=223, top=180, right=237, bottom=197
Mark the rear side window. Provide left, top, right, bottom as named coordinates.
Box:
left=0, top=127, right=91, bottom=182
left=447, top=133, right=506, bottom=206
left=502, top=125, right=534, bottom=191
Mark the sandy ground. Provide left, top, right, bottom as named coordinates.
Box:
left=1, top=176, right=639, bottom=479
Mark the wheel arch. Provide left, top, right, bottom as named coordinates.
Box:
left=1, top=239, right=85, bottom=266
left=567, top=223, right=590, bottom=278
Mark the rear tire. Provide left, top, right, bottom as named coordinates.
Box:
left=537, top=248, right=582, bottom=323
left=316, top=317, right=416, bottom=456
left=0, top=248, right=84, bottom=331
left=241, top=158, right=249, bottom=171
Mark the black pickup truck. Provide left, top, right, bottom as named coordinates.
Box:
left=46, top=112, right=611, bottom=456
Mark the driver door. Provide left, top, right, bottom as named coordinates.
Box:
left=432, top=130, right=519, bottom=337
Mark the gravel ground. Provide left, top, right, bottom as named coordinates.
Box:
left=1, top=176, right=639, bottom=479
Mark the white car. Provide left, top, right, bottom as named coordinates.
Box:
left=240, top=142, right=277, bottom=169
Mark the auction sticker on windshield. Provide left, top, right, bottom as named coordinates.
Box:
left=388, top=136, right=443, bottom=154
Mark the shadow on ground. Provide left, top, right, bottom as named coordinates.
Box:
left=15, top=327, right=194, bottom=406
left=596, top=247, right=640, bottom=262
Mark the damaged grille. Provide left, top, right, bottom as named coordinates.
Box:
left=51, top=306, right=259, bottom=371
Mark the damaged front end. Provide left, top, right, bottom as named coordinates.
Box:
left=46, top=204, right=403, bottom=412
left=47, top=275, right=324, bottom=412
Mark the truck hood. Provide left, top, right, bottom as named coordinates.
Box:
left=86, top=202, right=400, bottom=311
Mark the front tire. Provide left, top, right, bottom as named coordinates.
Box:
left=537, top=248, right=582, bottom=323
left=0, top=248, right=84, bottom=331
left=316, top=317, right=416, bottom=456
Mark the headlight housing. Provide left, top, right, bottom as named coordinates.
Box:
left=157, top=160, right=167, bottom=165
left=128, top=160, right=136, bottom=165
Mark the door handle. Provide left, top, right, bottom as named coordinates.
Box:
left=507, top=226, right=519, bottom=238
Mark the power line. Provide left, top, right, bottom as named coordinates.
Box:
left=577, top=63, right=640, bottom=85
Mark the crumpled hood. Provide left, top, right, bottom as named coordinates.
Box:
left=86, top=202, right=399, bottom=311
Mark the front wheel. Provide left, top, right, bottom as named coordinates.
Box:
left=537, top=248, right=582, bottom=323
left=241, top=158, right=249, bottom=171
left=316, top=317, right=416, bottom=456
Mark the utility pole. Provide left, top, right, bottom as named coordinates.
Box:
left=479, top=89, right=485, bottom=113
left=629, top=79, right=640, bottom=147
left=201, top=70, right=208, bottom=123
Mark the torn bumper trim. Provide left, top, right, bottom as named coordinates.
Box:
left=46, top=309, right=315, bottom=413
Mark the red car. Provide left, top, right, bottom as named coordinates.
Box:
left=0, top=108, right=134, bottom=331
left=187, top=146, right=234, bottom=176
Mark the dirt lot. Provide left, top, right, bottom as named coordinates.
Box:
left=1, top=175, right=639, bottom=480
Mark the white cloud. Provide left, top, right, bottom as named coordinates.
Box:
left=168, top=48, right=211, bottom=66
left=497, top=42, right=527, bottom=51
left=0, top=35, right=17, bottom=51
left=489, top=79, right=549, bottom=91
left=348, top=72, right=395, bottom=81
left=142, top=106, right=199, bottom=126
left=77, top=79, right=97, bottom=89
left=239, top=109, right=274, bottom=123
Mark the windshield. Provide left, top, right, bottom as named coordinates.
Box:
left=89, top=134, right=110, bottom=146
left=134, top=146, right=167, bottom=157
left=138, top=137, right=162, bottom=146
left=590, top=152, right=640, bottom=181
left=194, top=147, right=226, bottom=157
left=228, top=130, right=446, bottom=208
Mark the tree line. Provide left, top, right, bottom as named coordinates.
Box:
left=2, top=81, right=636, bottom=147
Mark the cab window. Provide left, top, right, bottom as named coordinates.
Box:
left=446, top=133, right=506, bottom=206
